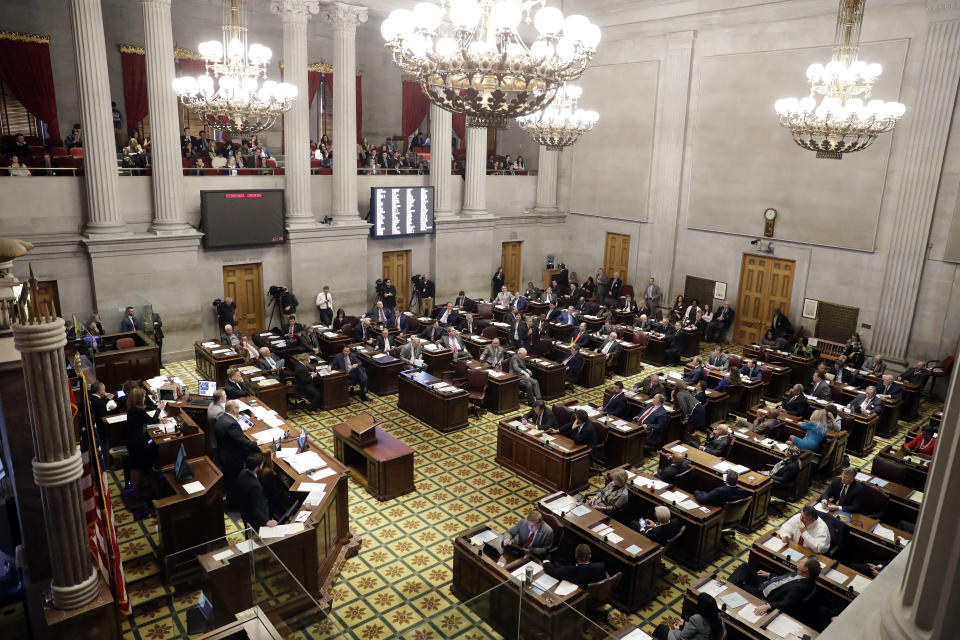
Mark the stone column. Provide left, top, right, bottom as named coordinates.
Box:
left=430, top=103, right=453, bottom=218
left=325, top=2, right=367, bottom=224
left=69, top=0, right=126, bottom=235
left=273, top=0, right=320, bottom=229
left=461, top=125, right=487, bottom=216
left=534, top=145, right=558, bottom=214
left=142, top=0, right=190, bottom=234
left=873, top=13, right=960, bottom=360
left=13, top=315, right=98, bottom=610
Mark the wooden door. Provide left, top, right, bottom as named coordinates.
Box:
left=37, top=280, right=61, bottom=318
left=732, top=254, right=795, bottom=345
left=501, top=241, right=523, bottom=293
left=603, top=233, right=630, bottom=282
left=382, top=250, right=411, bottom=310
left=223, top=263, right=263, bottom=334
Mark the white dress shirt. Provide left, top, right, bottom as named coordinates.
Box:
left=315, top=291, right=332, bottom=309
left=778, top=512, right=831, bottom=553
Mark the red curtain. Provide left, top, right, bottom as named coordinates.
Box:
left=452, top=113, right=466, bottom=150
left=121, top=52, right=148, bottom=137
left=176, top=58, right=206, bottom=76
left=308, top=70, right=323, bottom=107
left=0, top=38, right=60, bottom=141
left=401, top=80, right=430, bottom=151
left=356, top=75, right=362, bottom=143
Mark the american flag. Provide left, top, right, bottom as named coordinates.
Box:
left=73, top=377, right=131, bottom=615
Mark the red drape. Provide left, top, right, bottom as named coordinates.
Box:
left=452, top=113, right=466, bottom=150
left=121, top=52, right=148, bottom=137
left=308, top=70, right=323, bottom=107
left=401, top=80, right=430, bottom=151
left=0, top=38, right=60, bottom=140
left=356, top=75, right=362, bottom=143
left=176, top=58, right=207, bottom=76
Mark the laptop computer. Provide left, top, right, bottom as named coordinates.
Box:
left=190, top=380, right=217, bottom=406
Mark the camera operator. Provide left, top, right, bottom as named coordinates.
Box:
left=418, top=273, right=435, bottom=315
left=381, top=278, right=397, bottom=310
left=215, top=297, right=237, bottom=331
left=270, top=286, right=299, bottom=315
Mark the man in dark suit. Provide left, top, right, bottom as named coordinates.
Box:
left=849, top=386, right=883, bottom=416
left=454, top=291, right=470, bottom=309
left=523, top=400, right=558, bottom=430
left=570, top=323, right=590, bottom=347
left=544, top=303, right=561, bottom=323
left=88, top=382, right=113, bottom=443
left=694, top=470, right=750, bottom=506
left=664, top=322, right=686, bottom=364
left=504, top=511, right=554, bottom=557
left=518, top=317, right=539, bottom=351
left=635, top=373, right=665, bottom=398
left=819, top=467, right=865, bottom=514
left=369, top=301, right=393, bottom=326
left=809, top=371, right=831, bottom=401
left=283, top=315, right=303, bottom=338
left=332, top=346, right=368, bottom=401
left=868, top=355, right=886, bottom=375
left=552, top=409, right=598, bottom=456
left=459, top=313, right=478, bottom=335
left=608, top=271, right=623, bottom=300
left=771, top=307, right=792, bottom=339
left=898, top=361, right=930, bottom=387
left=437, top=302, right=459, bottom=327
left=215, top=400, right=260, bottom=506
left=875, top=374, right=903, bottom=400
left=353, top=318, right=376, bottom=345
left=683, top=356, right=705, bottom=384
left=740, top=359, right=764, bottom=381
left=619, top=295, right=639, bottom=314
left=292, top=361, right=323, bottom=412
left=602, top=381, right=631, bottom=419
left=234, top=453, right=277, bottom=530
left=375, top=328, right=396, bottom=353
left=120, top=306, right=139, bottom=332
left=224, top=367, right=251, bottom=399
left=634, top=394, right=669, bottom=447
left=559, top=306, right=578, bottom=326
left=639, top=506, right=683, bottom=544
left=656, top=451, right=689, bottom=483
left=701, top=423, right=732, bottom=456
left=256, top=347, right=285, bottom=376
left=706, top=300, right=735, bottom=342
left=598, top=332, right=621, bottom=365
left=729, top=556, right=820, bottom=618
left=543, top=544, right=606, bottom=588
left=299, top=326, right=321, bottom=355
left=420, top=319, right=443, bottom=342
left=559, top=345, right=584, bottom=377
left=832, top=357, right=856, bottom=384
left=781, top=384, right=809, bottom=417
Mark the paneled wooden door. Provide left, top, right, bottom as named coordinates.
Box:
left=223, top=263, right=264, bottom=334
left=382, top=250, right=411, bottom=310
left=37, top=280, right=61, bottom=318
left=501, top=241, right=523, bottom=293
left=603, top=233, right=630, bottom=281
left=732, top=254, right=795, bottom=345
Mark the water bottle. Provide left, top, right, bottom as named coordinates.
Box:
left=524, top=564, right=534, bottom=584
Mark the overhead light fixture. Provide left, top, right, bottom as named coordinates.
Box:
left=517, top=83, right=598, bottom=149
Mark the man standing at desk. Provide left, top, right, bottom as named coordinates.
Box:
left=333, top=346, right=369, bottom=401
left=504, top=511, right=554, bottom=557
left=510, top=348, right=542, bottom=403
left=216, top=400, right=260, bottom=507
left=380, top=278, right=397, bottom=312
left=236, top=453, right=277, bottom=531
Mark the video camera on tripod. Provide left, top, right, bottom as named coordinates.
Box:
left=374, top=279, right=387, bottom=300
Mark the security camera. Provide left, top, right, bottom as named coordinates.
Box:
left=750, top=239, right=760, bottom=246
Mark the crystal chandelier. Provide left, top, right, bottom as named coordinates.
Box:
left=774, top=0, right=905, bottom=159
left=172, top=0, right=297, bottom=137
left=381, top=1, right=601, bottom=129
left=517, top=83, right=598, bottom=150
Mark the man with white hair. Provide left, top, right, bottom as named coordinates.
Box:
left=509, top=348, right=542, bottom=403
left=701, top=423, right=732, bottom=456
left=875, top=374, right=903, bottom=400
left=848, top=385, right=883, bottom=415
left=220, top=323, right=244, bottom=347
left=256, top=346, right=284, bottom=375
left=639, top=506, right=683, bottom=544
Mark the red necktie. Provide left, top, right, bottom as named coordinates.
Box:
left=524, top=531, right=536, bottom=549
left=453, top=339, right=459, bottom=353
left=380, top=310, right=385, bottom=322
left=799, top=534, right=805, bottom=546
left=638, top=406, right=655, bottom=424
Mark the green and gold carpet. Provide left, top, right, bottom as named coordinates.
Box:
left=115, top=344, right=940, bottom=640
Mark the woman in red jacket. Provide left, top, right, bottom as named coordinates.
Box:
left=902, top=425, right=937, bottom=455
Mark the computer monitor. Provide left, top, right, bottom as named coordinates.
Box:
left=175, top=444, right=186, bottom=478
left=174, top=443, right=194, bottom=482
left=197, top=380, right=216, bottom=397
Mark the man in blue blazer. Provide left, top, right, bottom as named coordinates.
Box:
left=740, top=359, right=763, bottom=381
left=694, top=470, right=751, bottom=506
left=634, top=394, right=669, bottom=447
left=331, top=346, right=368, bottom=401
left=602, top=381, right=631, bottom=419
left=504, top=511, right=554, bottom=557
left=120, top=306, right=139, bottom=332
left=875, top=375, right=903, bottom=400
left=559, top=306, right=578, bottom=326
left=683, top=356, right=705, bottom=384
left=436, top=302, right=459, bottom=328
left=560, top=345, right=584, bottom=377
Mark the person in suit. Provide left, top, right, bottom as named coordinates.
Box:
left=898, top=361, right=930, bottom=387
left=291, top=361, right=323, bottom=413
left=778, top=506, right=831, bottom=553
left=635, top=373, right=665, bottom=398
left=550, top=409, right=598, bottom=454
left=283, top=315, right=303, bottom=339
left=602, top=381, right=631, bottom=419
left=120, top=306, right=139, bottom=332
left=729, top=554, right=820, bottom=618
left=504, top=510, right=554, bottom=557
left=257, top=347, right=285, bottom=376
left=652, top=592, right=722, bottom=640
left=517, top=316, right=540, bottom=351
left=559, top=344, right=584, bottom=377
left=744, top=406, right=781, bottom=436
left=643, top=277, right=662, bottom=313
left=511, top=293, right=528, bottom=313
left=831, top=356, right=855, bottom=384
left=693, top=470, right=750, bottom=506
left=215, top=400, right=260, bottom=506
left=559, top=306, right=578, bottom=326
left=369, top=301, right=393, bottom=326
left=124, top=388, right=159, bottom=495
left=332, top=346, right=368, bottom=400
left=683, top=356, right=705, bottom=384
left=633, top=314, right=653, bottom=331
left=540, top=287, right=557, bottom=304
left=664, top=322, right=686, bottom=365
left=771, top=307, right=793, bottom=339
left=491, top=268, right=506, bottom=300
left=739, top=359, right=763, bottom=381
left=765, top=445, right=802, bottom=488
left=437, top=302, right=459, bottom=327
left=510, top=348, right=542, bottom=403
left=224, top=367, right=251, bottom=399
left=869, top=354, right=886, bottom=375
left=375, top=328, right=395, bottom=353
left=542, top=544, right=606, bottom=588
left=220, top=324, right=245, bottom=348
left=619, top=295, right=638, bottom=314
left=522, top=400, right=558, bottom=430
left=234, top=453, right=278, bottom=531
left=598, top=321, right=616, bottom=337
left=875, top=374, right=903, bottom=399
left=299, top=326, right=321, bottom=356
left=634, top=394, right=669, bottom=447
left=694, top=379, right=709, bottom=404
left=442, top=327, right=469, bottom=359
left=567, top=283, right=581, bottom=302
left=459, top=313, right=479, bottom=335
left=598, top=332, right=621, bottom=365
left=819, top=467, right=865, bottom=514
left=781, top=384, right=809, bottom=417
left=493, top=286, right=513, bottom=307
left=705, top=300, right=734, bottom=342
left=400, top=337, right=426, bottom=369
left=809, top=371, right=831, bottom=401
left=675, top=390, right=706, bottom=435
left=608, top=271, right=623, bottom=300
left=420, top=319, right=443, bottom=343
left=701, top=423, right=732, bottom=456
left=480, top=338, right=505, bottom=369
left=657, top=452, right=690, bottom=484
left=353, top=318, right=377, bottom=345
left=589, top=469, right=630, bottom=514
left=453, top=291, right=470, bottom=309
left=848, top=386, right=883, bottom=416
left=595, top=268, right=609, bottom=301
left=543, top=303, right=560, bottom=324
left=88, top=381, right=114, bottom=440
left=706, top=346, right=729, bottom=369
left=569, top=323, right=590, bottom=348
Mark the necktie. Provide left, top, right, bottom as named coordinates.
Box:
left=524, top=530, right=536, bottom=549
left=799, top=534, right=805, bottom=546
left=638, top=406, right=655, bottom=424
left=562, top=355, right=572, bottom=365
left=840, top=484, right=848, bottom=503
left=452, top=339, right=459, bottom=353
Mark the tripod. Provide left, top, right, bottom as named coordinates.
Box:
left=267, top=296, right=282, bottom=330
left=409, top=287, right=422, bottom=314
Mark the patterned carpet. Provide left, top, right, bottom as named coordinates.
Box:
left=115, top=342, right=941, bottom=640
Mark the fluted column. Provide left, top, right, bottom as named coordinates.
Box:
left=534, top=145, right=558, bottom=214
left=874, top=15, right=960, bottom=360
left=273, top=0, right=320, bottom=228
left=325, top=2, right=367, bottom=224
left=13, top=316, right=98, bottom=610
left=69, top=0, right=126, bottom=235
left=143, top=0, right=190, bottom=234
left=430, top=103, right=453, bottom=218
left=462, top=125, right=487, bottom=216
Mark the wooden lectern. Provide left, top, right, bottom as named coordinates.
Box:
left=346, top=412, right=377, bottom=447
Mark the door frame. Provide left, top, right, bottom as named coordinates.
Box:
left=732, top=253, right=796, bottom=345
left=222, top=262, right=264, bottom=333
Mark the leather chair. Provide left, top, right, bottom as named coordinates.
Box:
left=481, top=326, right=498, bottom=340
left=582, top=572, right=622, bottom=617
left=819, top=512, right=847, bottom=557
left=551, top=404, right=572, bottom=427
left=537, top=339, right=553, bottom=357
left=662, top=523, right=687, bottom=560
left=633, top=332, right=648, bottom=347
left=830, top=385, right=847, bottom=404
left=475, top=302, right=493, bottom=319
left=725, top=384, right=744, bottom=412
left=722, top=436, right=735, bottom=460
left=720, top=496, right=752, bottom=539
left=859, top=482, right=890, bottom=519
left=564, top=357, right=584, bottom=392
left=924, top=355, right=955, bottom=397
left=591, top=420, right=609, bottom=465
left=340, top=323, right=353, bottom=338
left=116, top=337, right=136, bottom=349
left=812, top=436, right=839, bottom=478
left=449, top=359, right=470, bottom=387
left=728, top=354, right=743, bottom=369
left=464, top=368, right=488, bottom=418
left=870, top=455, right=907, bottom=485
left=405, top=316, right=421, bottom=335
left=343, top=315, right=361, bottom=329
left=538, top=511, right=564, bottom=555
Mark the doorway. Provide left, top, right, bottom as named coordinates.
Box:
left=603, top=233, right=630, bottom=283
left=732, top=254, right=795, bottom=345
left=382, top=250, right=411, bottom=310
left=501, top=241, right=523, bottom=294
left=223, top=263, right=264, bottom=334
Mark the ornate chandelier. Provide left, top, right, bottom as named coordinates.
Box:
left=381, top=1, right=601, bottom=129
left=172, top=0, right=297, bottom=137
left=517, top=83, right=597, bottom=150
left=774, top=0, right=904, bottom=159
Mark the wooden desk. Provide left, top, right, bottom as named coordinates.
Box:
left=253, top=330, right=304, bottom=362
left=539, top=491, right=664, bottom=610
left=619, top=390, right=686, bottom=446
left=831, top=382, right=902, bottom=438
left=662, top=375, right=730, bottom=426
left=745, top=407, right=849, bottom=478
left=685, top=575, right=819, bottom=639
left=65, top=331, right=161, bottom=393
left=462, top=334, right=491, bottom=360
left=318, top=328, right=351, bottom=357
left=682, top=327, right=701, bottom=357
left=551, top=344, right=606, bottom=387
left=292, top=354, right=351, bottom=409
left=352, top=345, right=404, bottom=395
left=421, top=344, right=454, bottom=377
left=872, top=446, right=929, bottom=490
left=460, top=358, right=519, bottom=413
left=851, top=369, right=922, bottom=421
left=556, top=400, right=648, bottom=467
left=658, top=442, right=772, bottom=531
left=154, top=456, right=225, bottom=558
left=547, top=322, right=574, bottom=342
left=848, top=469, right=920, bottom=525
left=146, top=411, right=206, bottom=467
left=640, top=332, right=668, bottom=365
left=194, top=340, right=245, bottom=386
left=452, top=525, right=588, bottom=640
left=526, top=354, right=566, bottom=400
left=580, top=314, right=604, bottom=332
left=333, top=423, right=414, bottom=501
left=496, top=419, right=590, bottom=492
left=616, top=467, right=724, bottom=569
left=526, top=300, right=549, bottom=316
left=248, top=376, right=287, bottom=418
left=397, top=369, right=468, bottom=432
left=725, top=425, right=815, bottom=499
left=617, top=341, right=644, bottom=377
left=744, top=345, right=817, bottom=386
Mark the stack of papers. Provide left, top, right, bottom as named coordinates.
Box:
left=258, top=378, right=280, bottom=386
left=699, top=579, right=727, bottom=598
left=554, top=580, right=578, bottom=596
left=372, top=352, right=389, bottom=359
left=211, top=549, right=234, bottom=562
left=867, top=477, right=889, bottom=487
left=423, top=343, right=439, bottom=352
left=850, top=574, right=872, bottom=593
left=569, top=505, right=592, bottom=517
left=182, top=481, right=205, bottom=494
left=907, top=489, right=923, bottom=503
left=720, top=592, right=749, bottom=609
left=736, top=604, right=764, bottom=623
left=872, top=523, right=896, bottom=541
left=591, top=522, right=615, bottom=537
left=258, top=523, right=305, bottom=539
left=510, top=560, right=540, bottom=581
left=488, top=370, right=504, bottom=378
left=824, top=568, right=847, bottom=583
left=620, top=630, right=652, bottom=640
left=239, top=366, right=260, bottom=374
left=766, top=614, right=805, bottom=638
left=762, top=537, right=787, bottom=553
left=533, top=573, right=559, bottom=591
left=201, top=341, right=218, bottom=347
left=544, top=495, right=577, bottom=515
left=304, top=490, right=326, bottom=506
left=634, top=477, right=668, bottom=491
left=254, top=427, right=287, bottom=444
left=669, top=444, right=687, bottom=454
left=275, top=447, right=298, bottom=459
left=713, top=460, right=737, bottom=472
left=469, top=529, right=500, bottom=546
left=235, top=540, right=259, bottom=554
left=309, top=468, right=337, bottom=481
left=288, top=451, right=327, bottom=474
left=782, top=548, right=805, bottom=563
left=659, top=490, right=687, bottom=503
left=323, top=331, right=339, bottom=338
left=679, top=499, right=700, bottom=511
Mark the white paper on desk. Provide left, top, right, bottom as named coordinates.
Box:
left=254, top=427, right=286, bottom=444
left=825, top=568, right=847, bottom=583
left=295, top=510, right=311, bottom=523
left=296, top=482, right=328, bottom=492
left=544, top=496, right=577, bottom=515
left=554, top=580, right=578, bottom=596
left=533, top=573, right=559, bottom=591
left=868, top=477, right=889, bottom=487
left=289, top=452, right=326, bottom=474
left=872, top=523, right=896, bottom=541
left=235, top=540, right=259, bottom=553
left=908, top=490, right=923, bottom=502
left=238, top=366, right=260, bottom=374
left=511, top=560, right=540, bottom=580
left=659, top=490, right=686, bottom=503
left=304, top=491, right=325, bottom=506
left=814, top=502, right=828, bottom=513
left=621, top=630, right=653, bottom=640
left=372, top=352, right=389, bottom=359
left=774, top=442, right=788, bottom=452
left=766, top=613, right=805, bottom=638
left=679, top=500, right=700, bottom=511
left=667, top=371, right=682, bottom=379
left=105, top=413, right=127, bottom=424
left=258, top=378, right=280, bottom=386
left=612, top=422, right=633, bottom=432
left=669, top=444, right=687, bottom=454
left=211, top=549, right=234, bottom=562
left=202, top=341, right=218, bottom=347
left=469, top=529, right=500, bottom=546
left=624, top=544, right=643, bottom=556
left=855, top=472, right=872, bottom=482
left=258, top=523, right=305, bottom=539
left=423, top=343, right=439, bottom=351
left=250, top=376, right=266, bottom=382
left=324, top=332, right=339, bottom=338
left=850, top=574, right=872, bottom=593
left=234, top=400, right=252, bottom=412
left=488, top=370, right=504, bottom=378
left=713, top=460, right=735, bottom=472
left=782, top=548, right=805, bottom=563
left=309, top=468, right=337, bottom=481
left=263, top=414, right=286, bottom=428
left=720, top=591, right=749, bottom=610
left=635, top=477, right=667, bottom=491
left=736, top=603, right=764, bottom=624
left=182, top=481, right=204, bottom=494
left=700, top=506, right=712, bottom=513
left=699, top=579, right=727, bottom=598
left=569, top=505, right=591, bottom=517
left=762, top=537, right=787, bottom=553
left=275, top=447, right=297, bottom=459
left=731, top=464, right=750, bottom=474
left=606, top=533, right=624, bottom=545
left=211, top=349, right=231, bottom=354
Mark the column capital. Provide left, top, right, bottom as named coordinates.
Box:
left=271, top=0, right=320, bottom=20
left=325, top=2, right=368, bottom=32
